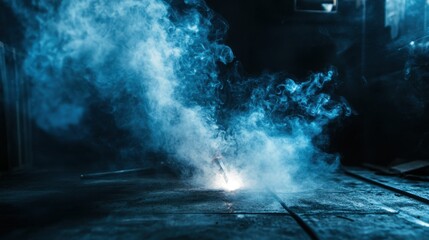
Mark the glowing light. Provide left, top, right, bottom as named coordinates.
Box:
left=214, top=171, right=243, bottom=191
left=225, top=176, right=242, bottom=191
left=8, top=0, right=350, bottom=191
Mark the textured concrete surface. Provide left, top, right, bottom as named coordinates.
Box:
left=1, top=169, right=429, bottom=239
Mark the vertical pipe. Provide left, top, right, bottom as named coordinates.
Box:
left=0, top=42, right=8, bottom=171
left=0, top=42, right=13, bottom=170
left=0, top=43, right=32, bottom=170
left=25, top=73, right=33, bottom=167
left=13, top=49, right=23, bottom=168
left=22, top=73, right=31, bottom=168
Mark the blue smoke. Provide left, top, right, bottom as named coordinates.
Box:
left=8, top=0, right=350, bottom=189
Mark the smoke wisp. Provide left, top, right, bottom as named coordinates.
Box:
left=7, top=0, right=350, bottom=190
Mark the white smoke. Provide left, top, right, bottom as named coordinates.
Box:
left=7, top=0, right=349, bottom=190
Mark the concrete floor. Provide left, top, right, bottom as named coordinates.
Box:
left=1, top=168, right=429, bottom=239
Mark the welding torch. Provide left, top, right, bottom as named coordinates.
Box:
left=212, top=155, right=229, bottom=184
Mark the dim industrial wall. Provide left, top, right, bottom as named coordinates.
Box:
left=1, top=0, right=429, bottom=170
left=0, top=0, right=368, bottom=169
left=207, top=0, right=366, bottom=164
left=362, top=0, right=429, bottom=164
left=0, top=42, right=33, bottom=172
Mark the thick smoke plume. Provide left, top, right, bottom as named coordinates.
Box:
left=7, top=0, right=350, bottom=190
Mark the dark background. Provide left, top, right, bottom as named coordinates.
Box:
left=1, top=0, right=429, bottom=172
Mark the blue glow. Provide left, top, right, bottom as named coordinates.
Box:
left=8, top=0, right=350, bottom=189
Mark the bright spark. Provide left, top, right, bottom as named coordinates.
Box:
left=214, top=171, right=243, bottom=191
